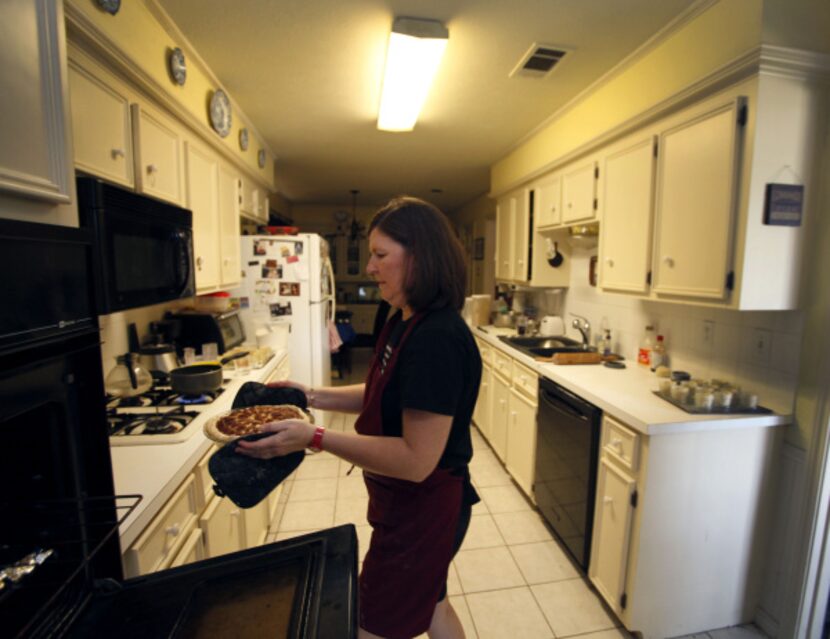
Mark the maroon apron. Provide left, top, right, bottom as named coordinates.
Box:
left=356, top=312, right=465, bottom=639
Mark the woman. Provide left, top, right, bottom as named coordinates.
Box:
left=237, top=196, right=482, bottom=639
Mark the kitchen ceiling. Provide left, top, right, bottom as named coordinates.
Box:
left=156, top=0, right=697, bottom=211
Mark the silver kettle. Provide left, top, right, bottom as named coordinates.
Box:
left=129, top=322, right=180, bottom=374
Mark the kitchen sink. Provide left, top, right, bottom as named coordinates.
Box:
left=498, top=335, right=593, bottom=358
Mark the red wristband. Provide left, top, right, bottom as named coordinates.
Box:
left=309, top=426, right=325, bottom=452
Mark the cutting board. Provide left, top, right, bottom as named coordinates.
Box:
left=537, top=352, right=623, bottom=365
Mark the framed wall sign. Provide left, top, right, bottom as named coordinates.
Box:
left=473, top=238, right=484, bottom=260
left=763, top=183, right=804, bottom=226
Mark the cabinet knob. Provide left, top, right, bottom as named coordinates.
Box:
left=223, top=258, right=230, bottom=266
left=196, top=256, right=203, bottom=270
left=603, top=496, right=614, bottom=505
left=111, top=148, right=125, bottom=159
left=551, top=205, right=557, bottom=212
left=165, top=523, right=181, bottom=537
left=610, top=438, right=623, bottom=450
left=230, top=509, right=240, bottom=517
left=662, top=256, right=675, bottom=268
left=606, top=258, right=614, bottom=267
left=567, top=202, right=573, bottom=208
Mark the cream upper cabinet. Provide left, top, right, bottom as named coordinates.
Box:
left=185, top=140, right=221, bottom=291
left=495, top=193, right=515, bottom=280
left=132, top=103, right=184, bottom=206
left=218, top=164, right=241, bottom=288
left=68, top=62, right=134, bottom=189
left=599, top=136, right=656, bottom=294
left=495, top=188, right=532, bottom=283
left=652, top=99, right=742, bottom=300
left=562, top=159, right=597, bottom=224
left=0, top=0, right=73, bottom=211
left=534, top=173, right=562, bottom=229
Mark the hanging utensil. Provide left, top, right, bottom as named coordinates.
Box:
left=546, top=238, right=564, bottom=267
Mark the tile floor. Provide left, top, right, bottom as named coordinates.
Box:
left=264, top=347, right=770, bottom=639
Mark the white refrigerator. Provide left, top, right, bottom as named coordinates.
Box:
left=234, top=234, right=336, bottom=404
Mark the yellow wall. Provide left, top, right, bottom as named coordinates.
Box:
left=491, top=0, right=763, bottom=195
left=66, top=0, right=274, bottom=188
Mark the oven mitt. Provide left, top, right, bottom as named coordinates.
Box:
left=208, top=382, right=309, bottom=509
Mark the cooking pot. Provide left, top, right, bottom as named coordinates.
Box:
left=539, top=316, right=565, bottom=337
left=170, top=363, right=223, bottom=396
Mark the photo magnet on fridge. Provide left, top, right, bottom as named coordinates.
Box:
left=763, top=183, right=804, bottom=226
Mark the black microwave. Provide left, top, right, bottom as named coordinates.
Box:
left=77, top=177, right=195, bottom=313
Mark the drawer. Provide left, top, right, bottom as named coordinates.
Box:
left=169, top=526, right=204, bottom=568
left=511, top=360, right=537, bottom=403
left=477, top=340, right=493, bottom=367
left=492, top=349, right=512, bottom=381
left=266, top=354, right=290, bottom=383
left=602, top=415, right=639, bottom=472
left=124, top=474, right=199, bottom=577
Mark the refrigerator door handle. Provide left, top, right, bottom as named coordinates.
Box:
left=324, top=257, right=336, bottom=320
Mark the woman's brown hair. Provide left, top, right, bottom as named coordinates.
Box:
left=369, top=196, right=466, bottom=311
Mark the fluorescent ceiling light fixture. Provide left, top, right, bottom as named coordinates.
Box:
left=377, top=17, right=448, bottom=132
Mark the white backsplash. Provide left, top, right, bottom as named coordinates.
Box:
left=526, top=248, right=803, bottom=414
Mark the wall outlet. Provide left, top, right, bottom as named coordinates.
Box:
left=701, top=320, right=715, bottom=347
left=751, top=328, right=772, bottom=364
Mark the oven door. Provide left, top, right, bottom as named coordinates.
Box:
left=65, top=525, right=358, bottom=639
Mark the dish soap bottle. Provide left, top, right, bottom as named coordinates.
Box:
left=638, top=325, right=655, bottom=367
left=599, top=329, right=612, bottom=357
left=650, top=334, right=667, bottom=371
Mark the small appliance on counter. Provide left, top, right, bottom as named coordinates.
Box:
left=167, top=309, right=246, bottom=357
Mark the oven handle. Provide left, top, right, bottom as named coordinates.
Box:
left=539, top=388, right=589, bottom=422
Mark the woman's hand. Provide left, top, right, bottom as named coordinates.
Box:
left=235, top=419, right=315, bottom=459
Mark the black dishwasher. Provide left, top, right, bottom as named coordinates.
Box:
left=534, top=377, right=602, bottom=570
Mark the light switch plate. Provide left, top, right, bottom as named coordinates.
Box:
left=750, top=328, right=772, bottom=365
left=701, top=320, right=715, bottom=347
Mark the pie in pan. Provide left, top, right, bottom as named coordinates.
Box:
left=204, top=404, right=309, bottom=444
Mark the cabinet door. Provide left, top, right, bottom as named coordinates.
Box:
left=495, top=195, right=514, bottom=280
left=243, top=497, right=270, bottom=548
left=218, top=164, right=241, bottom=287
left=185, top=141, right=220, bottom=291
left=562, top=160, right=597, bottom=224
left=512, top=189, right=531, bottom=282
left=132, top=104, right=184, bottom=205
left=473, top=364, right=492, bottom=441
left=68, top=63, right=133, bottom=188
left=535, top=173, right=562, bottom=229
left=200, top=494, right=244, bottom=558
left=506, top=388, right=537, bottom=498
left=589, top=457, right=636, bottom=616
left=600, top=137, right=655, bottom=293
left=170, top=527, right=205, bottom=568
left=490, top=372, right=510, bottom=462
left=652, top=100, right=742, bottom=300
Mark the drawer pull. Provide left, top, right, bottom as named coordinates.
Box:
left=603, top=496, right=613, bottom=505
left=610, top=438, right=623, bottom=450
left=111, top=148, right=125, bottom=159
left=147, top=163, right=158, bottom=174
left=165, top=524, right=180, bottom=537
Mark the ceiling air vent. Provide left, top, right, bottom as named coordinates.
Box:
left=510, top=43, right=569, bottom=78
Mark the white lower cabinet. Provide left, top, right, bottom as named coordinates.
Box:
left=588, top=414, right=780, bottom=638
left=506, top=385, right=537, bottom=498
left=489, top=370, right=510, bottom=462
left=123, top=475, right=199, bottom=577
left=170, top=527, right=206, bottom=568
left=473, top=363, right=492, bottom=441
left=200, top=492, right=244, bottom=557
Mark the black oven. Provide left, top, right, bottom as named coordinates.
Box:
left=76, top=177, right=195, bottom=314
left=0, top=219, right=357, bottom=638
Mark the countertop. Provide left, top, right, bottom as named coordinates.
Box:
left=111, top=349, right=287, bottom=550
left=474, top=326, right=791, bottom=435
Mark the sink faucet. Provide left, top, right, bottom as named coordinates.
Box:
left=571, top=315, right=591, bottom=348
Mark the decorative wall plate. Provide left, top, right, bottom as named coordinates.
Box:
left=258, top=149, right=266, bottom=168
left=97, top=0, right=121, bottom=15
left=209, top=89, right=232, bottom=138
left=168, top=47, right=187, bottom=86
left=239, top=128, right=249, bottom=151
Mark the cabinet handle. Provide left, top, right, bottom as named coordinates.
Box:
left=603, top=496, right=613, bottom=505
left=147, top=164, right=158, bottom=174
left=610, top=438, right=623, bottom=450
left=662, top=256, right=675, bottom=268
left=111, top=148, right=125, bottom=159
left=230, top=509, right=240, bottom=517
left=196, top=256, right=203, bottom=270
left=606, top=258, right=614, bottom=267
left=165, top=523, right=181, bottom=537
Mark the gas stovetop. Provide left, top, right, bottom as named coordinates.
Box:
left=106, top=382, right=229, bottom=446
